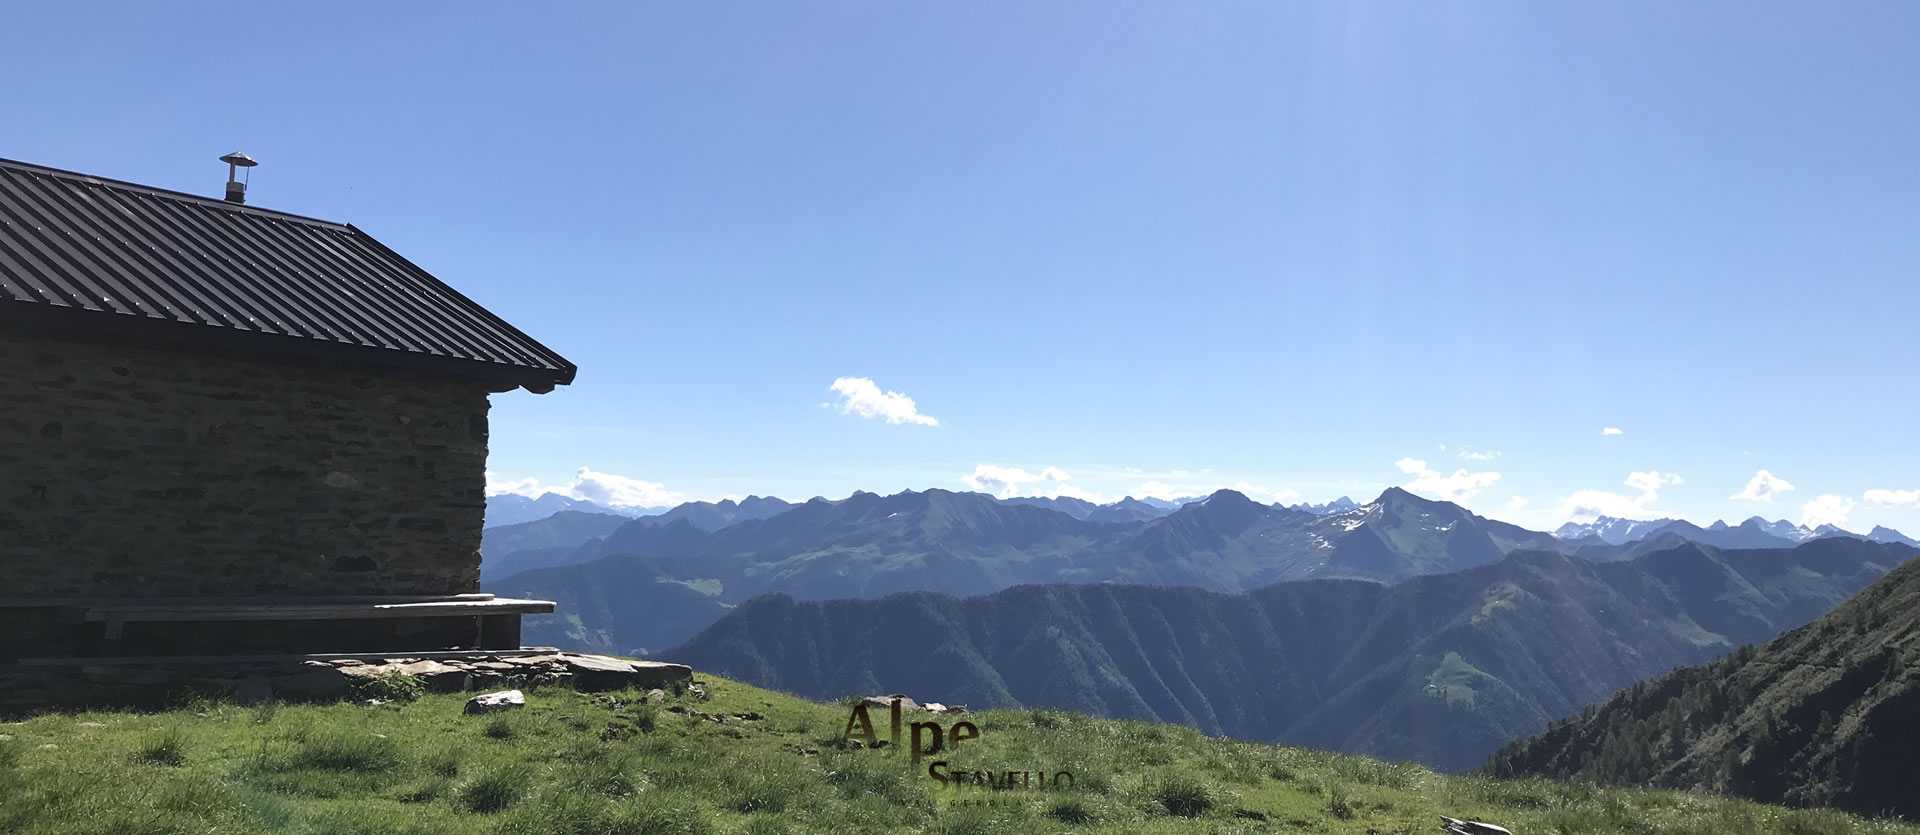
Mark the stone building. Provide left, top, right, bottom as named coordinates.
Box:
left=0, top=156, right=575, bottom=661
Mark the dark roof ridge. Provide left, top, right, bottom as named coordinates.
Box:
left=0, top=157, right=349, bottom=230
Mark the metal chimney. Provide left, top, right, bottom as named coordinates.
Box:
left=219, top=151, right=256, bottom=203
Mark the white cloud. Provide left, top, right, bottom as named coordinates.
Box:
left=1601, top=427, right=1623, bottom=436
left=1135, top=482, right=1210, bottom=501
left=1801, top=494, right=1856, bottom=530
left=960, top=464, right=1074, bottom=499
left=1394, top=458, right=1501, bottom=503
left=484, top=467, right=686, bottom=509
left=828, top=377, right=939, bottom=426
left=1223, top=481, right=1299, bottom=504
left=1458, top=449, right=1500, bottom=462
left=1731, top=470, right=1795, bottom=503
left=1476, top=494, right=1532, bottom=525
left=1132, top=481, right=1186, bottom=501
left=484, top=471, right=548, bottom=498
left=1865, top=489, right=1920, bottom=507
left=1557, top=490, right=1652, bottom=521
left=1554, top=470, right=1681, bottom=523
left=572, top=468, right=685, bottom=508
left=1624, top=471, right=1682, bottom=493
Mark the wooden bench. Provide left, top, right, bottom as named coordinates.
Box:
left=2, top=594, right=555, bottom=652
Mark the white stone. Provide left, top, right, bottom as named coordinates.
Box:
left=464, top=689, right=526, bottom=715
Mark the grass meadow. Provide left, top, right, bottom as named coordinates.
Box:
left=0, top=674, right=1908, bottom=834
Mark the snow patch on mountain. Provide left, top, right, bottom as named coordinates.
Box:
left=1553, top=516, right=1682, bottom=545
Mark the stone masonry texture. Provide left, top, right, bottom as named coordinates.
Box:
left=0, top=330, right=490, bottom=598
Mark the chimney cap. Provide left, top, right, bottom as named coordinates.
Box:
left=219, top=151, right=257, bottom=168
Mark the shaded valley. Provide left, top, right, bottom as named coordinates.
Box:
left=663, top=538, right=1913, bottom=772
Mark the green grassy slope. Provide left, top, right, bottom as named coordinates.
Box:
left=0, top=675, right=1907, bottom=834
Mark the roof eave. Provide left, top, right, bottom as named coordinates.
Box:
left=0, top=301, right=575, bottom=394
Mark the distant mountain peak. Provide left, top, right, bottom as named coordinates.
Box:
left=1551, top=515, right=1682, bottom=545
left=996, top=494, right=1101, bottom=519
left=1867, top=525, right=1920, bottom=547
left=1377, top=486, right=1421, bottom=502
left=1135, top=495, right=1206, bottom=512
left=1369, top=487, right=1466, bottom=517
left=1286, top=495, right=1359, bottom=515
left=1722, top=517, right=1817, bottom=542
left=484, top=492, right=667, bottom=528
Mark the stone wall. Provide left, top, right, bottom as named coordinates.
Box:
left=0, top=330, right=490, bottom=598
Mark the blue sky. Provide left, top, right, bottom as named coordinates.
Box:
left=6, top=2, right=1917, bottom=531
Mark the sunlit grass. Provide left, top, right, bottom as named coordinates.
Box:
left=0, top=676, right=1909, bottom=834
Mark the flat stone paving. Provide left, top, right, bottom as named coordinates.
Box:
left=0, top=651, right=693, bottom=713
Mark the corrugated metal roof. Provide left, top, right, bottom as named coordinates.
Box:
left=0, top=158, right=576, bottom=392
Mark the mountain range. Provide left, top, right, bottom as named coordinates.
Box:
left=478, top=511, right=635, bottom=581
left=1552, top=516, right=1685, bottom=545
left=482, top=492, right=664, bottom=528
left=1000, top=495, right=1191, bottom=524
left=1484, top=543, right=1920, bottom=819
left=621, top=495, right=796, bottom=533
left=1866, top=525, right=1920, bottom=548
left=663, top=537, right=1914, bottom=773
left=1551, top=514, right=1906, bottom=548
left=478, top=492, right=1199, bottom=578
left=477, top=496, right=798, bottom=581
left=484, top=487, right=1583, bottom=653
left=1288, top=496, right=1361, bottom=515
left=473, top=481, right=1920, bottom=784
left=481, top=486, right=1916, bottom=653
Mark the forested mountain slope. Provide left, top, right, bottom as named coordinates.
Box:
left=665, top=538, right=1911, bottom=772
left=1482, top=550, right=1920, bottom=819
